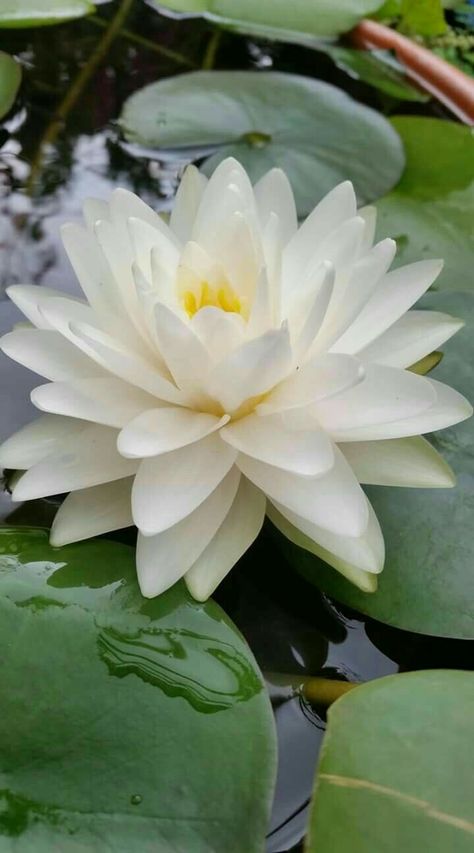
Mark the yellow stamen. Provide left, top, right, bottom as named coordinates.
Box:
left=182, top=278, right=244, bottom=318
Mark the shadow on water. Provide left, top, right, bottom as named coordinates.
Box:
left=0, top=5, right=469, bottom=851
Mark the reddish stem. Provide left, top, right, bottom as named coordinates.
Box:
left=350, top=19, right=474, bottom=125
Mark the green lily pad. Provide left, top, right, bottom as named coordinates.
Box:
left=153, top=0, right=387, bottom=39
left=120, top=70, right=405, bottom=216
left=376, top=117, right=474, bottom=293
left=279, top=290, right=474, bottom=640
left=0, top=0, right=94, bottom=28
left=0, top=527, right=276, bottom=850
left=306, top=671, right=474, bottom=852
left=0, top=52, right=21, bottom=119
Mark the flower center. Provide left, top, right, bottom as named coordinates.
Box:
left=183, top=279, right=244, bottom=318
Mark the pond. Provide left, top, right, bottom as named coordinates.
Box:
left=0, top=3, right=473, bottom=852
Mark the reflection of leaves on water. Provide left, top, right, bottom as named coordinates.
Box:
left=98, top=626, right=262, bottom=714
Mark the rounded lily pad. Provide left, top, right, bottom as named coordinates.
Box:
left=280, top=290, right=474, bottom=640
left=0, top=52, right=21, bottom=119
left=120, top=70, right=405, bottom=216
left=0, top=527, right=276, bottom=850
left=0, top=0, right=94, bottom=28
left=306, top=670, right=474, bottom=852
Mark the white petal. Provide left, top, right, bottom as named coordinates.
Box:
left=50, top=478, right=134, bottom=546
left=128, top=215, right=180, bottom=283
left=340, top=436, right=455, bottom=488
left=154, top=302, right=212, bottom=398
left=6, top=284, right=77, bottom=330
left=258, top=353, right=364, bottom=416
left=169, top=164, right=208, bottom=243
left=111, top=188, right=180, bottom=248
left=283, top=181, right=357, bottom=287
left=132, top=432, right=237, bottom=536
left=221, top=413, right=334, bottom=476
left=206, top=324, right=292, bottom=413
left=358, top=204, right=377, bottom=253
left=185, top=477, right=266, bottom=601
left=118, top=407, right=228, bottom=458
left=335, top=258, right=444, bottom=354
left=12, top=424, right=138, bottom=501
left=61, top=222, right=119, bottom=319
left=204, top=210, right=260, bottom=303
left=359, top=310, right=464, bottom=369
left=247, top=268, right=273, bottom=339
left=0, top=414, right=85, bottom=469
left=290, top=262, right=335, bottom=363
left=237, top=446, right=369, bottom=538
left=314, top=364, right=437, bottom=440
left=0, top=328, right=104, bottom=381
left=83, top=197, right=110, bottom=231
left=191, top=306, right=246, bottom=362
left=268, top=499, right=383, bottom=591
left=254, top=168, right=297, bottom=245
left=192, top=158, right=257, bottom=242
left=31, top=377, right=157, bottom=428
left=136, top=466, right=241, bottom=597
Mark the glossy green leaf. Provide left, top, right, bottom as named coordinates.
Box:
left=279, top=290, right=474, bottom=640
left=399, top=0, right=447, bottom=35
left=0, top=51, right=21, bottom=119
left=0, top=0, right=95, bottom=28
left=120, top=70, right=405, bottom=216
left=318, top=46, right=429, bottom=101
left=306, top=671, right=474, bottom=852
left=376, top=117, right=474, bottom=292
left=153, top=0, right=387, bottom=39
left=0, top=527, right=276, bottom=850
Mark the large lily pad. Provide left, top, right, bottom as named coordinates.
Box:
left=279, top=290, right=474, bottom=640
left=306, top=671, right=474, bottom=852
left=376, top=117, right=474, bottom=293
left=0, top=52, right=21, bottom=119
left=0, top=527, right=276, bottom=850
left=120, top=71, right=405, bottom=216
left=153, top=0, right=386, bottom=39
left=0, top=0, right=94, bottom=28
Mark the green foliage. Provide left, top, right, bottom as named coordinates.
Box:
left=0, top=0, right=95, bottom=28
left=399, top=0, right=447, bottom=35
left=120, top=70, right=404, bottom=216
left=306, top=671, right=474, bottom=852
left=0, top=51, right=21, bottom=119
left=0, top=527, right=276, bottom=851
left=319, top=45, right=430, bottom=101
left=280, top=289, right=474, bottom=640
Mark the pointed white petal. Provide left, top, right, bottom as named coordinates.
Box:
left=192, top=158, right=257, bottom=243
left=0, top=329, right=104, bottom=381
left=290, top=262, right=335, bottom=363
left=61, top=222, right=116, bottom=317
left=169, top=164, right=208, bottom=243
left=335, top=258, right=444, bottom=354
left=12, top=424, right=138, bottom=501
left=6, top=284, right=77, bottom=330
left=237, top=446, right=369, bottom=537
left=254, top=168, right=297, bottom=245
left=358, top=204, right=377, bottom=253
left=258, top=353, right=364, bottom=415
left=136, top=466, right=241, bottom=597
left=221, top=413, right=334, bottom=476
left=154, top=302, right=212, bottom=397
left=314, top=365, right=437, bottom=440
left=359, top=311, right=464, bottom=369
left=268, top=498, right=383, bottom=591
left=128, top=216, right=180, bottom=283
left=111, top=188, right=180, bottom=247
left=283, top=181, right=357, bottom=287
left=340, top=436, right=455, bottom=488
left=0, top=415, right=85, bottom=469
left=83, top=197, right=110, bottom=231
left=50, top=477, right=134, bottom=546
left=247, top=268, right=273, bottom=339
left=31, top=378, right=157, bottom=428
left=132, top=432, right=237, bottom=536
left=191, top=306, right=246, bottom=362
left=206, top=324, right=292, bottom=413
left=185, top=477, right=265, bottom=601
left=118, top=407, right=228, bottom=458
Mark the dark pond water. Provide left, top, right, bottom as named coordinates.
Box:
left=0, top=4, right=472, bottom=851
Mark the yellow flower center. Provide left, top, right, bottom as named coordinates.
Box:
left=183, top=279, right=243, bottom=318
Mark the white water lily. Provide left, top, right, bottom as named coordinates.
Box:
left=0, top=159, right=471, bottom=600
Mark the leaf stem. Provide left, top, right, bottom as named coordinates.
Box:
left=27, top=0, right=135, bottom=195
left=266, top=673, right=358, bottom=707
left=89, top=15, right=197, bottom=68
left=201, top=28, right=222, bottom=70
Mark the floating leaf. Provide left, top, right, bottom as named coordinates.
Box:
left=306, top=671, right=474, bottom=852
left=319, top=46, right=429, bottom=101
left=153, top=0, right=387, bottom=39
left=0, top=0, right=95, bottom=28
left=0, top=527, right=276, bottom=850
left=376, top=117, right=474, bottom=292
left=0, top=52, right=21, bottom=119
left=120, top=70, right=405, bottom=216
left=279, top=290, right=474, bottom=640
